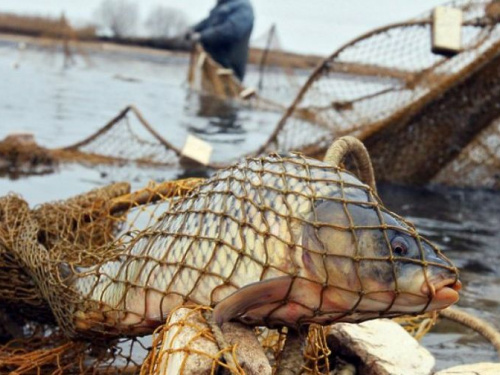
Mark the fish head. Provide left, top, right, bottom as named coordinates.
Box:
left=301, top=195, right=461, bottom=323
left=213, top=177, right=460, bottom=328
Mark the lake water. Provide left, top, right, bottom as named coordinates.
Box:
left=0, top=37, right=499, bottom=371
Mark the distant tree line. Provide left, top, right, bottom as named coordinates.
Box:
left=94, top=0, right=188, bottom=39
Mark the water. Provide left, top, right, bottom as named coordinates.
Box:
left=379, top=184, right=500, bottom=369
left=0, top=38, right=499, bottom=371
left=0, top=37, right=282, bottom=201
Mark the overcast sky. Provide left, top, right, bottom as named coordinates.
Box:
left=1, top=0, right=445, bottom=54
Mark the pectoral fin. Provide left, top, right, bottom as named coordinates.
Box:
left=213, top=276, right=293, bottom=326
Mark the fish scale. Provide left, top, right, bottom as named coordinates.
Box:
left=70, top=153, right=459, bottom=335
left=72, top=155, right=342, bottom=328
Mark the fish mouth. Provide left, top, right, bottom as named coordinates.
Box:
left=422, top=277, right=461, bottom=306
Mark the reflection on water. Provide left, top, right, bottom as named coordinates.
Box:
left=0, top=38, right=499, bottom=370
left=187, top=93, right=246, bottom=138
left=379, top=184, right=500, bottom=369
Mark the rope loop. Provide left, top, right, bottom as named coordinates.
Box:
left=323, top=136, right=377, bottom=193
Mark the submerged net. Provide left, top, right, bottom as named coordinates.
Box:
left=254, top=0, right=500, bottom=188
left=0, top=137, right=459, bottom=373
left=187, top=43, right=292, bottom=112
left=188, top=25, right=315, bottom=109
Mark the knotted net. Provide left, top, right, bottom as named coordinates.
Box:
left=0, top=137, right=459, bottom=374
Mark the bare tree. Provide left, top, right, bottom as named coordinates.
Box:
left=94, top=0, right=139, bottom=38
left=145, top=5, right=188, bottom=39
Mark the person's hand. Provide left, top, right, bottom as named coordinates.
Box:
left=185, top=30, right=201, bottom=42
left=191, top=32, right=201, bottom=42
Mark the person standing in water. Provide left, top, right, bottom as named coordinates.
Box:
left=187, top=0, right=254, bottom=81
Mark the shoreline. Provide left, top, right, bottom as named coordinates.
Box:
left=0, top=31, right=323, bottom=69
left=0, top=32, right=187, bottom=60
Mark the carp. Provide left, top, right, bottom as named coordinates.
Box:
left=71, top=153, right=460, bottom=335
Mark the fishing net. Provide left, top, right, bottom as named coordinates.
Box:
left=54, top=105, right=183, bottom=168
left=256, top=0, right=500, bottom=188
left=187, top=43, right=290, bottom=112
left=247, top=25, right=317, bottom=107
left=0, top=178, right=203, bottom=374
left=0, top=137, right=459, bottom=374
left=0, top=105, right=184, bottom=178
left=187, top=24, right=315, bottom=109
left=433, top=115, right=500, bottom=189
left=0, top=181, right=135, bottom=339
left=188, top=44, right=248, bottom=101
left=0, top=133, right=57, bottom=178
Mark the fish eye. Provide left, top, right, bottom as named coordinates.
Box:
left=391, top=236, right=409, bottom=257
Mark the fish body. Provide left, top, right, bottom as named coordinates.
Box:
left=72, top=154, right=459, bottom=336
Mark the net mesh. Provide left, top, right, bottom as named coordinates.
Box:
left=433, top=115, right=500, bottom=189
left=187, top=24, right=314, bottom=109
left=254, top=0, right=500, bottom=188
left=0, top=178, right=202, bottom=374
left=60, top=153, right=457, bottom=336
left=55, top=105, right=182, bottom=168
left=188, top=44, right=247, bottom=101
left=0, top=105, right=185, bottom=178
left=248, top=25, right=315, bottom=107
left=187, top=43, right=292, bottom=112
left=0, top=140, right=458, bottom=373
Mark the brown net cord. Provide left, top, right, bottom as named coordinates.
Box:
left=440, top=307, right=500, bottom=358
left=3, top=2, right=500, bottom=188
left=0, top=178, right=204, bottom=373
left=250, top=24, right=315, bottom=104
left=141, top=306, right=244, bottom=375
left=188, top=42, right=299, bottom=110
left=323, top=136, right=377, bottom=191
left=0, top=135, right=57, bottom=178
left=433, top=115, right=500, bottom=189
left=302, top=326, right=331, bottom=375
left=188, top=44, right=247, bottom=101
left=326, top=137, right=500, bottom=357
left=139, top=138, right=457, bottom=374
left=55, top=105, right=183, bottom=167
left=0, top=105, right=183, bottom=179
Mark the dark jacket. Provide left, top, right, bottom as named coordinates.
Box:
left=193, top=0, right=254, bottom=81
